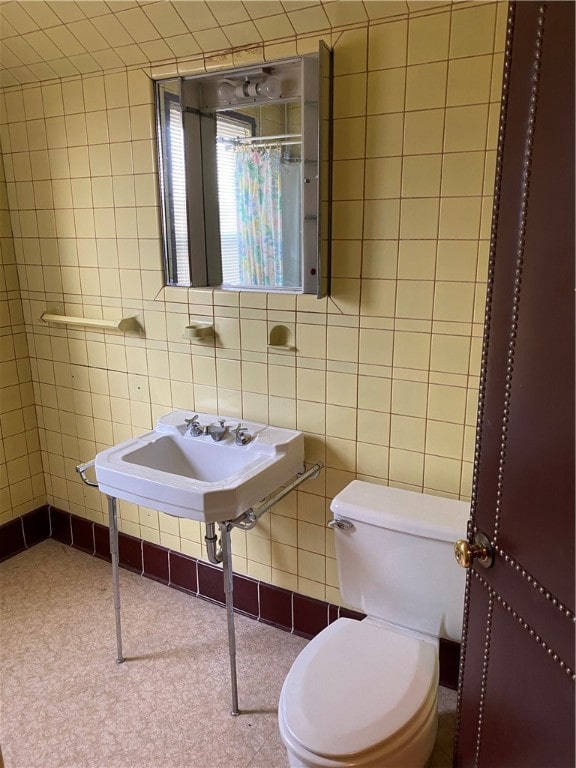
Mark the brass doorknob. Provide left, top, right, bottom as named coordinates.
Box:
left=454, top=532, right=493, bottom=569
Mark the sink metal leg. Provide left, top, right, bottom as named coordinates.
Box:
left=107, top=495, right=125, bottom=664
left=219, top=522, right=239, bottom=716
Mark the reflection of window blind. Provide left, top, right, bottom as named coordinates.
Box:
left=167, top=97, right=190, bottom=284
left=216, top=116, right=252, bottom=285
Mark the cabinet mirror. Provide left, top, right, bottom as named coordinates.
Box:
left=155, top=43, right=332, bottom=296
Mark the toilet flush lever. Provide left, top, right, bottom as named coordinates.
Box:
left=328, top=518, right=354, bottom=532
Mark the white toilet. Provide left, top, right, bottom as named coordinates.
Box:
left=278, top=481, right=468, bottom=768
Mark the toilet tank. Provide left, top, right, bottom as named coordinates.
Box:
left=330, top=481, right=469, bottom=642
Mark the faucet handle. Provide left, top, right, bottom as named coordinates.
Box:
left=184, top=414, right=204, bottom=436
left=234, top=423, right=252, bottom=446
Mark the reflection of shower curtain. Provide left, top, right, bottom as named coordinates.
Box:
left=236, top=146, right=283, bottom=286
left=280, top=162, right=301, bottom=288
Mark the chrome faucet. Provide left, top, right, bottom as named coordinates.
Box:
left=207, top=419, right=229, bottom=442
left=184, top=414, right=205, bottom=436
left=234, top=424, right=252, bottom=446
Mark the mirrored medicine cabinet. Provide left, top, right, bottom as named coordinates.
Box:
left=155, top=43, right=333, bottom=297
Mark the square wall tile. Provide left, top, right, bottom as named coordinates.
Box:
left=327, top=326, right=359, bottom=362
left=403, top=108, right=445, bottom=155
left=450, top=4, right=497, bottom=59
left=333, top=28, right=368, bottom=76
left=441, top=151, right=486, bottom=197
left=326, top=372, right=357, bottom=407
left=326, top=404, right=357, bottom=439
left=426, top=420, right=464, bottom=460
left=389, top=447, right=424, bottom=486
left=366, top=113, right=404, bottom=158
left=360, top=279, right=396, bottom=318
left=332, top=201, right=363, bottom=239
left=396, top=280, right=434, bottom=319
left=333, top=73, right=367, bottom=118
left=433, top=282, right=475, bottom=323
left=428, top=384, right=467, bottom=423
left=447, top=55, right=492, bottom=107
left=356, top=442, right=388, bottom=479
left=287, top=5, right=330, bottom=35
left=358, top=375, right=391, bottom=413
left=398, top=240, right=436, bottom=280
left=436, top=240, right=478, bottom=282
left=393, top=331, right=431, bottom=370
left=402, top=154, right=442, bottom=197
left=400, top=198, right=439, bottom=239
left=296, top=324, right=326, bottom=358
left=408, top=11, right=450, bottom=65
left=368, top=19, right=407, bottom=70
left=362, top=241, right=398, bottom=279
left=332, top=241, right=362, bottom=278
left=365, top=157, right=402, bottom=199
left=333, top=117, right=366, bottom=159
left=325, top=436, right=357, bottom=471
left=424, top=455, right=462, bottom=495
left=391, top=379, right=427, bottom=418
left=297, top=368, right=326, bottom=404
left=332, top=159, right=365, bottom=201
left=430, top=334, right=470, bottom=375
left=363, top=199, right=401, bottom=240
left=357, top=409, right=389, bottom=446
left=391, top=414, right=425, bottom=451
left=367, top=68, right=406, bottom=114
left=405, top=61, right=448, bottom=111
left=444, top=105, right=489, bottom=152
left=439, top=197, right=482, bottom=239
left=325, top=1, right=368, bottom=28
left=104, top=72, right=128, bottom=110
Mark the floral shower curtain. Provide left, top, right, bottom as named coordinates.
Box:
left=235, top=145, right=283, bottom=286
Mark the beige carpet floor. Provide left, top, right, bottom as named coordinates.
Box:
left=0, top=540, right=457, bottom=768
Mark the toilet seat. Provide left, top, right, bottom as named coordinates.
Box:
left=278, top=618, right=438, bottom=764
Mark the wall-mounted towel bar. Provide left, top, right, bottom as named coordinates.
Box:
left=41, top=312, right=142, bottom=334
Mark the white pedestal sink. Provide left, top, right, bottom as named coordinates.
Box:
left=94, top=410, right=305, bottom=522
left=79, top=411, right=315, bottom=716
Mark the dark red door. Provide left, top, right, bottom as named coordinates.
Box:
left=454, top=2, right=575, bottom=766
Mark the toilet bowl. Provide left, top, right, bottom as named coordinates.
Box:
left=278, top=618, right=439, bottom=768
left=278, top=482, right=468, bottom=768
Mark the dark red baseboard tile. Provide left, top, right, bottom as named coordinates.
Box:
left=94, top=523, right=111, bottom=561
left=169, top=551, right=198, bottom=594
left=143, top=541, right=169, bottom=584
left=197, top=559, right=226, bottom=604
left=259, top=581, right=293, bottom=630
left=0, top=506, right=460, bottom=690
left=118, top=532, right=143, bottom=574
left=51, top=507, right=72, bottom=545
left=71, top=515, right=95, bottom=554
left=293, top=593, right=332, bottom=639
left=0, top=506, right=50, bottom=561
left=0, top=518, right=26, bottom=561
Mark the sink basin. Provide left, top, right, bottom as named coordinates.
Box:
left=94, top=410, right=305, bottom=523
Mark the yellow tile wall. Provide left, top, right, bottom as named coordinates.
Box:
left=0, top=1, right=506, bottom=604
left=0, top=153, right=46, bottom=524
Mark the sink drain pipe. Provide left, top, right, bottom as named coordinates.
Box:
left=205, top=523, right=223, bottom=564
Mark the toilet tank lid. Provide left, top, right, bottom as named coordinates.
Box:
left=330, top=481, right=469, bottom=541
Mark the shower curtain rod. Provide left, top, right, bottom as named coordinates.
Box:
left=239, top=132, right=300, bottom=142
left=218, top=133, right=301, bottom=146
